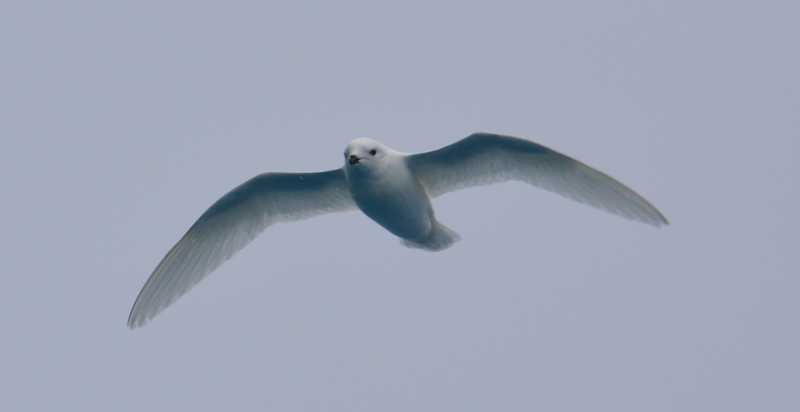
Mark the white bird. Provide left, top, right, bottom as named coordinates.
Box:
left=128, top=133, right=667, bottom=328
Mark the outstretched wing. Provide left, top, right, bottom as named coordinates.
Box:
left=407, top=133, right=668, bottom=226
left=128, top=169, right=355, bottom=328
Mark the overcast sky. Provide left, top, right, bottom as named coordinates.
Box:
left=2, top=1, right=799, bottom=411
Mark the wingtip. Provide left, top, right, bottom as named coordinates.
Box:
left=650, top=215, right=669, bottom=228
left=126, top=316, right=141, bottom=330
left=655, top=210, right=670, bottom=227
left=127, top=309, right=151, bottom=330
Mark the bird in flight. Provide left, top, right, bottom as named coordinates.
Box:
left=128, top=133, right=667, bottom=328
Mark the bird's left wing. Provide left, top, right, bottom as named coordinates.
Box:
left=128, top=169, right=355, bottom=328
left=406, top=133, right=667, bottom=227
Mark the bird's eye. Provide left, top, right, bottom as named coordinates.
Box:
left=370, top=149, right=377, bottom=156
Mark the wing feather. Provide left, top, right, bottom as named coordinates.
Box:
left=128, top=169, right=355, bottom=328
left=407, top=133, right=668, bottom=226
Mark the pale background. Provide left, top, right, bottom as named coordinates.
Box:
left=2, top=1, right=798, bottom=411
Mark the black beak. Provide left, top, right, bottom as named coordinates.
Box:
left=349, top=155, right=360, bottom=165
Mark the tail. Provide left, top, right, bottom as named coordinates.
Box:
left=400, top=221, right=461, bottom=252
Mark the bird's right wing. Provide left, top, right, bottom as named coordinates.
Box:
left=407, top=133, right=668, bottom=227
left=128, top=169, right=356, bottom=328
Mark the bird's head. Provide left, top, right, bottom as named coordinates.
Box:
left=344, top=138, right=389, bottom=170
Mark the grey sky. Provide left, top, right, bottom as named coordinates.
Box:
left=2, top=1, right=798, bottom=411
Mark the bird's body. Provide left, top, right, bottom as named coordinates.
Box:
left=128, top=133, right=668, bottom=328
left=344, top=138, right=456, bottom=250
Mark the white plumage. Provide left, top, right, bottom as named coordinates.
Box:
left=128, top=133, right=667, bottom=328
